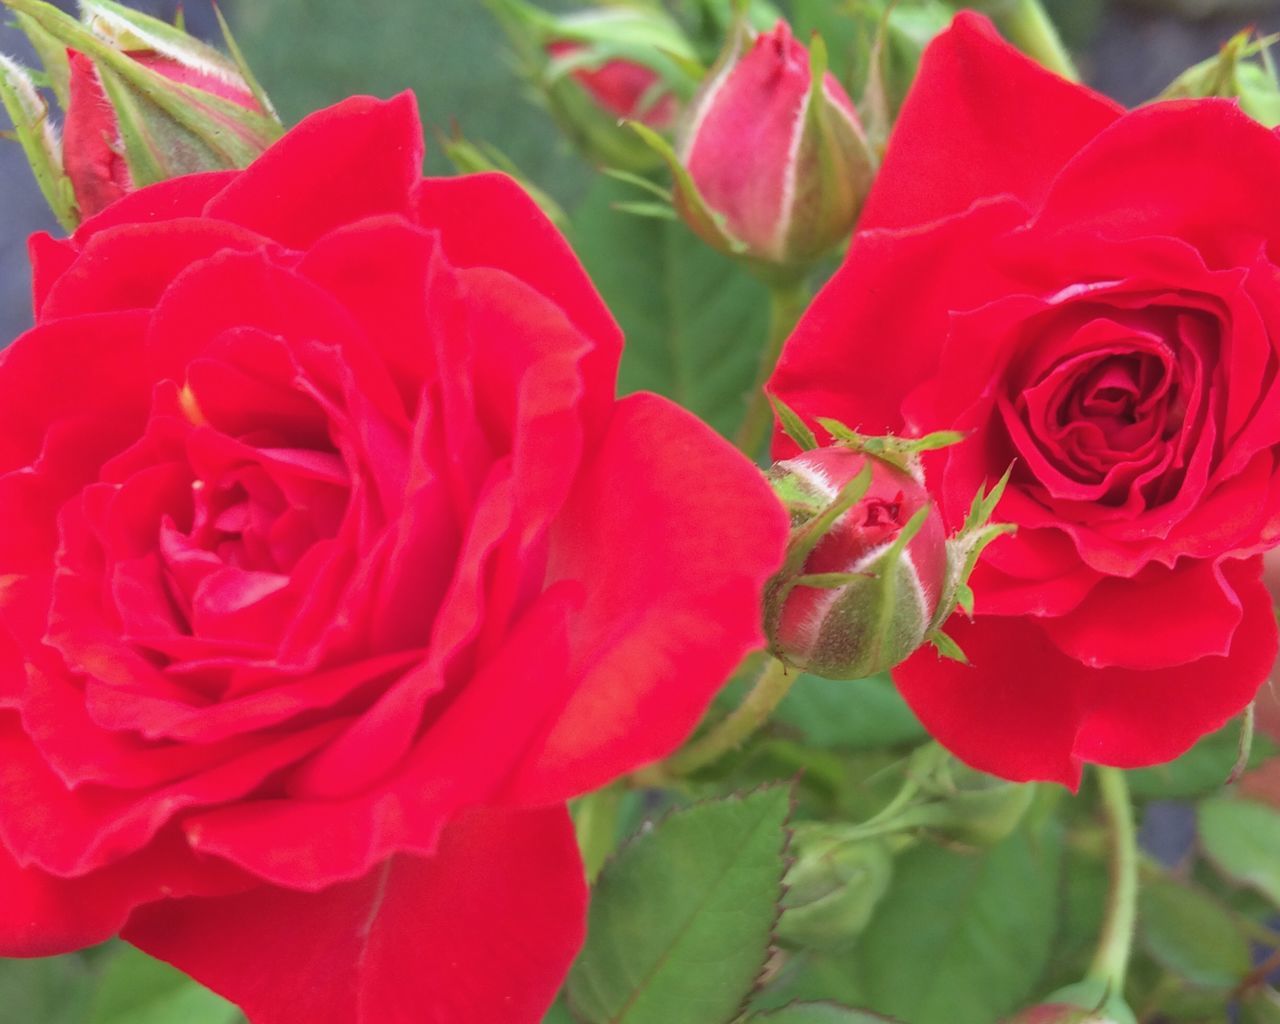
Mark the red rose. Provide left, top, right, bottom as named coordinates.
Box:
left=770, top=13, right=1280, bottom=786
left=0, top=93, right=788, bottom=1022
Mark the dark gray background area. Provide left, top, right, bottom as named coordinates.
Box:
left=2, top=0, right=1279, bottom=342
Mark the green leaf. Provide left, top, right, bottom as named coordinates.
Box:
left=849, top=825, right=1062, bottom=1024
left=0, top=954, right=98, bottom=1024
left=1138, top=878, right=1251, bottom=989
left=1199, top=797, right=1280, bottom=906
left=1243, top=989, right=1280, bottom=1024
left=752, top=1003, right=902, bottom=1023
left=572, top=176, right=769, bottom=435
left=775, top=674, right=926, bottom=751
left=88, top=945, right=240, bottom=1024
left=1129, top=719, right=1274, bottom=800
left=568, top=786, right=793, bottom=1024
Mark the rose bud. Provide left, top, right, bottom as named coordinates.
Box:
left=486, top=0, right=700, bottom=171
left=1002, top=1007, right=1116, bottom=1024
left=636, top=20, right=876, bottom=276
left=5, top=0, right=282, bottom=222
left=777, top=825, right=893, bottom=951
left=544, top=39, right=678, bottom=130
left=764, top=445, right=948, bottom=680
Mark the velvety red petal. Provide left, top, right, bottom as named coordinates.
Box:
left=0, top=713, right=345, bottom=876
left=769, top=197, right=1027, bottom=447
left=143, top=250, right=366, bottom=382
left=507, top=393, right=789, bottom=804
left=894, top=615, right=1085, bottom=786
left=205, top=93, right=424, bottom=250
left=72, top=170, right=237, bottom=244
left=125, top=806, right=586, bottom=1024
left=27, top=232, right=78, bottom=318
left=181, top=586, right=579, bottom=888
left=1072, top=557, right=1275, bottom=768
left=0, top=311, right=151, bottom=481
left=1040, top=559, right=1243, bottom=668
left=859, top=12, right=1121, bottom=232
left=0, top=827, right=251, bottom=957
left=414, top=172, right=622, bottom=425
left=1032, top=99, right=1280, bottom=267
left=40, top=219, right=270, bottom=320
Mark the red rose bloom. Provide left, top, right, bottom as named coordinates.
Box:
left=770, top=13, right=1280, bottom=786
left=0, top=93, right=787, bottom=1022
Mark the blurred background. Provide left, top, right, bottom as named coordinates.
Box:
left=2, top=0, right=1280, bottom=343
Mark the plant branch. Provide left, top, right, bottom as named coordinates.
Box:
left=1087, top=766, right=1139, bottom=996
left=735, top=279, right=810, bottom=459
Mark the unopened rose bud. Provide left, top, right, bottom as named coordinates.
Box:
left=1003, top=1006, right=1118, bottom=1024
left=486, top=0, right=699, bottom=171
left=638, top=19, right=875, bottom=275
left=64, top=47, right=265, bottom=217
left=909, top=748, right=1035, bottom=846
left=2, top=0, right=282, bottom=224
left=764, top=445, right=948, bottom=680
left=777, top=825, right=893, bottom=951
left=545, top=40, right=678, bottom=130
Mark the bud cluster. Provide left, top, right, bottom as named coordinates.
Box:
left=0, top=0, right=282, bottom=228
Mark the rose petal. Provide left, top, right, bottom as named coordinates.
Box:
left=414, top=172, right=622, bottom=424
left=1032, top=99, right=1280, bottom=267
left=182, top=585, right=578, bottom=887
left=1040, top=559, right=1243, bottom=668
left=1072, top=557, right=1275, bottom=767
left=507, top=392, right=789, bottom=803
left=894, top=615, right=1085, bottom=786
left=770, top=197, right=1028, bottom=448
left=204, top=93, right=424, bottom=250
left=859, top=11, right=1120, bottom=231
left=125, top=806, right=586, bottom=1024
left=40, top=219, right=270, bottom=320
left=0, top=827, right=251, bottom=957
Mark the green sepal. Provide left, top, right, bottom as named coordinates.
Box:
left=437, top=129, right=571, bottom=232
left=211, top=1, right=280, bottom=120
left=627, top=119, right=747, bottom=255
left=1157, top=29, right=1280, bottom=128
left=933, top=467, right=1016, bottom=632
left=13, top=10, right=70, bottom=107
left=816, top=418, right=966, bottom=480
left=927, top=628, right=968, bottom=664
left=771, top=394, right=820, bottom=451
left=0, top=53, right=77, bottom=230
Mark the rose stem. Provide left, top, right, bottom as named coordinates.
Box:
left=661, top=655, right=796, bottom=778
left=735, top=279, right=811, bottom=460
left=1087, top=765, right=1139, bottom=997
left=995, top=0, right=1080, bottom=82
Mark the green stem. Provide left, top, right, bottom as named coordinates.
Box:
left=573, top=784, right=624, bottom=883
left=995, top=0, right=1079, bottom=82
left=663, top=655, right=796, bottom=777
left=734, top=279, right=811, bottom=459
left=1087, top=766, right=1139, bottom=995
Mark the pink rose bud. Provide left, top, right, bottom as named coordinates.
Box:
left=3, top=0, right=283, bottom=225
left=545, top=40, right=678, bottom=130
left=486, top=0, right=699, bottom=172
left=764, top=446, right=949, bottom=680
left=643, top=19, right=876, bottom=273
left=64, top=48, right=264, bottom=217
left=1003, top=1006, right=1119, bottom=1024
